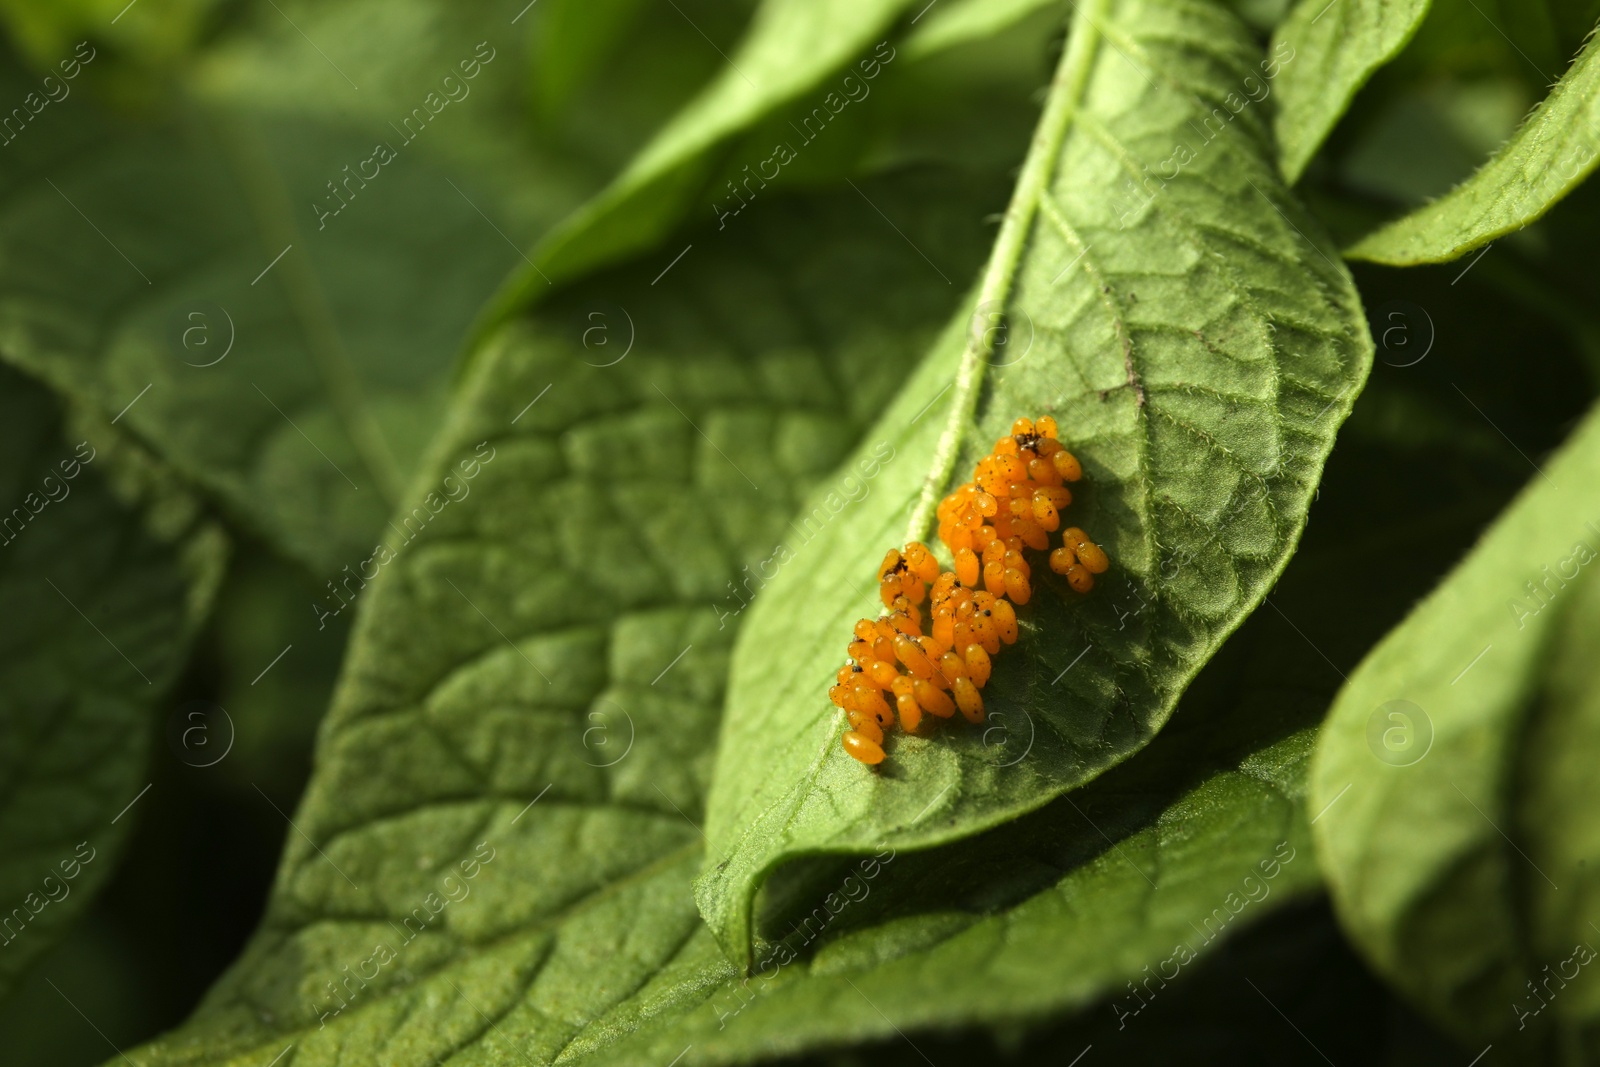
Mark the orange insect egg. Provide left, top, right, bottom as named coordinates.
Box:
left=850, top=715, right=885, bottom=745
left=842, top=731, right=886, bottom=764
left=854, top=619, right=878, bottom=644
left=1003, top=567, right=1031, bottom=605
left=1069, top=534, right=1110, bottom=574
left=851, top=684, right=892, bottom=723
left=995, top=454, right=1028, bottom=484
left=894, top=635, right=937, bottom=679
left=1065, top=565, right=1094, bottom=594
left=848, top=640, right=874, bottom=663
left=867, top=659, right=899, bottom=688
left=937, top=650, right=969, bottom=681
left=889, top=610, right=920, bottom=637
left=964, top=643, right=992, bottom=686
left=969, top=611, right=998, bottom=647
left=829, top=684, right=849, bottom=708
left=955, top=547, right=980, bottom=588
left=994, top=435, right=1019, bottom=455
left=1038, top=485, right=1072, bottom=508
left=1032, top=495, right=1060, bottom=531
left=912, top=679, right=955, bottom=718
left=1011, top=417, right=1035, bottom=436
left=983, top=559, right=1007, bottom=597
left=952, top=619, right=973, bottom=649
left=917, top=633, right=950, bottom=667
left=1027, top=456, right=1060, bottom=486
left=991, top=599, right=1018, bottom=645
left=1018, top=522, right=1049, bottom=551
left=1037, top=415, right=1058, bottom=438
left=877, top=548, right=903, bottom=581
left=931, top=615, right=955, bottom=650
left=1052, top=450, right=1082, bottom=482
left=878, top=574, right=902, bottom=608
left=975, top=621, right=1002, bottom=657
left=891, top=676, right=923, bottom=732
left=906, top=542, right=940, bottom=583
left=952, top=677, right=984, bottom=723
left=1049, top=545, right=1076, bottom=575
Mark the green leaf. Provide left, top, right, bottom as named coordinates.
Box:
left=533, top=0, right=652, bottom=122
left=0, top=1, right=606, bottom=574
left=0, top=367, right=225, bottom=1000
left=519, top=0, right=923, bottom=296
left=122, top=169, right=1006, bottom=1065
left=900, top=0, right=1060, bottom=60
left=1310, top=399, right=1600, bottom=1042
left=1345, top=15, right=1600, bottom=264
left=575, top=702, right=1322, bottom=1067
left=1270, top=0, right=1433, bottom=183
left=695, top=0, right=1370, bottom=963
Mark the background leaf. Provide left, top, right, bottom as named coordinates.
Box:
left=1270, top=0, right=1433, bottom=183
left=0, top=366, right=225, bottom=999
left=695, top=0, right=1370, bottom=963
left=517, top=0, right=924, bottom=296
left=1311, top=397, right=1600, bottom=1044
left=1345, top=11, right=1600, bottom=263
left=0, top=0, right=728, bottom=575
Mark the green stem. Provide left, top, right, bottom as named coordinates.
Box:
left=903, top=0, right=1106, bottom=546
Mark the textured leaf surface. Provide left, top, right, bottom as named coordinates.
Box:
left=0, top=0, right=608, bottom=574
left=576, top=704, right=1320, bottom=1066
left=123, top=171, right=1005, bottom=1066
left=1311, top=400, right=1600, bottom=1043
left=696, top=0, right=1370, bottom=962
left=1346, top=15, right=1600, bottom=263
left=0, top=367, right=224, bottom=998
left=1271, top=0, right=1432, bottom=183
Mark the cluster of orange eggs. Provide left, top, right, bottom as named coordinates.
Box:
left=830, top=417, right=1109, bottom=765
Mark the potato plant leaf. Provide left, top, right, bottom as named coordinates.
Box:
left=0, top=1, right=601, bottom=575
left=1311, top=399, right=1600, bottom=1044
left=695, top=0, right=1370, bottom=964
left=1270, top=0, right=1433, bottom=184
left=1345, top=15, right=1600, bottom=264
left=0, top=368, right=225, bottom=999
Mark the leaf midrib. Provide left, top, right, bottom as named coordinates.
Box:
left=906, top=0, right=1109, bottom=544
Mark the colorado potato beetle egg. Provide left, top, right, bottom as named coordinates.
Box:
left=835, top=420, right=1108, bottom=765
